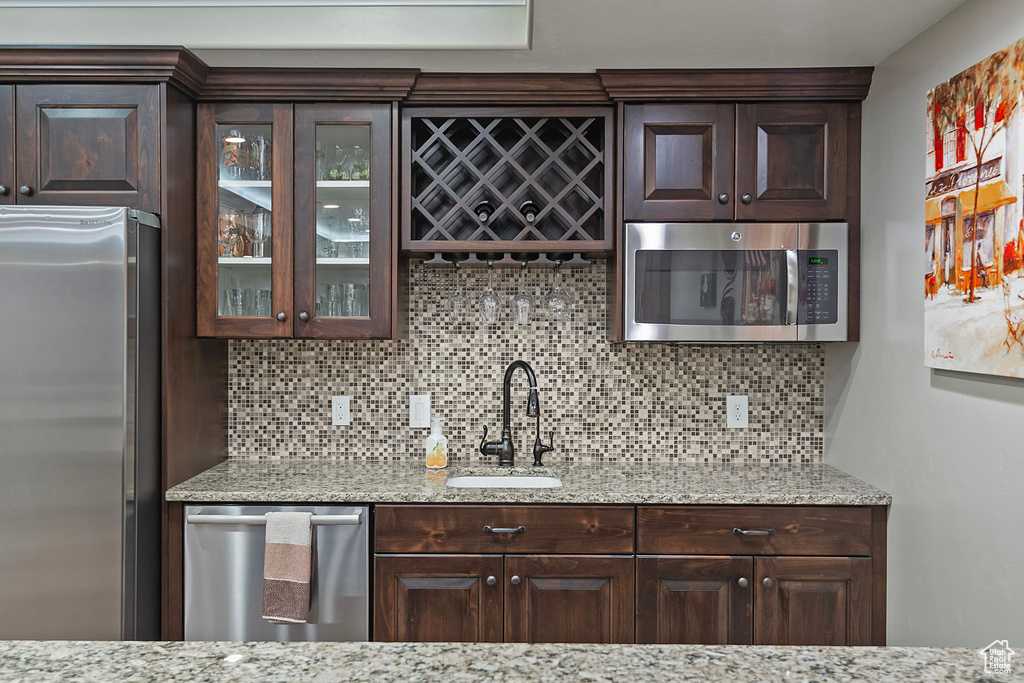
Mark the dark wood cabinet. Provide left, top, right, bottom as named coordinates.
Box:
left=636, top=554, right=870, bottom=646
left=375, top=505, right=635, bottom=644
left=0, top=85, right=11, bottom=205
left=505, top=555, right=633, bottom=643
left=13, top=85, right=160, bottom=213
left=624, top=102, right=847, bottom=222
left=374, top=554, right=503, bottom=642
left=735, top=102, right=847, bottom=221
left=755, top=556, right=870, bottom=646
left=636, top=505, right=883, bottom=646
left=636, top=555, right=753, bottom=645
left=623, top=103, right=735, bottom=221
left=196, top=101, right=394, bottom=339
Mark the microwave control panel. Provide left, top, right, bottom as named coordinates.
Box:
left=799, top=250, right=839, bottom=325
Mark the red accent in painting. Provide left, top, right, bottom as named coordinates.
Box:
left=975, top=103, right=985, bottom=129
left=934, top=123, right=943, bottom=171
left=956, top=117, right=966, bottom=162
left=995, top=101, right=1006, bottom=123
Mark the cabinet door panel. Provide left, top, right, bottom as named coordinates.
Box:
left=293, top=103, right=392, bottom=339
left=736, top=102, right=846, bottom=221
left=0, top=86, right=12, bottom=205
left=624, top=104, right=734, bottom=221
left=755, top=556, right=870, bottom=646
left=196, top=103, right=293, bottom=338
left=636, top=556, right=752, bottom=645
left=505, top=555, right=633, bottom=644
left=15, top=85, right=160, bottom=212
left=374, top=554, right=503, bottom=642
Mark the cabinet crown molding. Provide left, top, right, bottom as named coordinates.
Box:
left=0, top=46, right=208, bottom=97
left=405, top=72, right=608, bottom=105
left=597, top=67, right=874, bottom=102
left=200, top=67, right=420, bottom=102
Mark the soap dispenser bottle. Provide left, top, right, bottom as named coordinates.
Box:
left=425, top=417, right=448, bottom=469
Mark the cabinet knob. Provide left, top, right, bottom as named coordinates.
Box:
left=510, top=575, right=521, bottom=585
left=276, top=312, right=286, bottom=322
left=0, top=184, right=7, bottom=196
left=19, top=185, right=32, bottom=196
left=486, top=575, right=497, bottom=586
left=741, top=193, right=753, bottom=205
left=718, top=192, right=729, bottom=205
left=299, top=311, right=309, bottom=322
left=738, top=577, right=749, bottom=588
left=763, top=577, right=773, bottom=587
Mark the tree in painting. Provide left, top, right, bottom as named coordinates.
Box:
left=927, top=45, right=1021, bottom=303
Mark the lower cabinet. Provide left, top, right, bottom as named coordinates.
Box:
left=636, top=555, right=871, bottom=645
left=374, top=553, right=634, bottom=643
left=373, top=504, right=885, bottom=646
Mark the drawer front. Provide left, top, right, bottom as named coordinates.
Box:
left=638, top=506, right=872, bottom=556
left=376, top=505, right=635, bottom=554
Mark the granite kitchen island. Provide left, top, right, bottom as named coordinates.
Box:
left=0, top=640, right=998, bottom=683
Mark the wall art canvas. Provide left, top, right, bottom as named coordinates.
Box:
left=926, top=37, right=1024, bottom=377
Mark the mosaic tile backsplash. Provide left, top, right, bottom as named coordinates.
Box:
left=229, top=261, right=825, bottom=464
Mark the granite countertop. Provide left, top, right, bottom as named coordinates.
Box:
left=166, top=459, right=891, bottom=506
left=0, top=641, right=998, bottom=682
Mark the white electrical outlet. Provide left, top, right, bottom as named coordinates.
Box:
left=726, top=395, right=748, bottom=428
left=410, top=394, right=430, bottom=429
left=331, top=396, right=350, bottom=426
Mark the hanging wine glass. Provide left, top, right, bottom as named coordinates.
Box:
left=511, top=260, right=535, bottom=325
left=245, top=207, right=271, bottom=258
left=478, top=260, right=501, bottom=324
left=447, top=262, right=468, bottom=323
left=542, top=260, right=572, bottom=320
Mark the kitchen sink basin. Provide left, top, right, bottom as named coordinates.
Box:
left=446, top=475, right=562, bottom=489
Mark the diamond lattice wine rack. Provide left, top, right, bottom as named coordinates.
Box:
left=402, top=107, right=614, bottom=255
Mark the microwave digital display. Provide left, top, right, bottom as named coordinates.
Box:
left=808, top=256, right=829, bottom=265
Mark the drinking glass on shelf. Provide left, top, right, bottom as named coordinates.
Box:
left=351, top=145, right=369, bottom=181
left=327, top=283, right=342, bottom=316
left=542, top=260, right=572, bottom=320
left=245, top=207, right=271, bottom=258
left=478, top=261, right=501, bottom=324
left=326, top=145, right=352, bottom=181
left=249, top=134, right=271, bottom=181
left=254, top=289, right=272, bottom=317
left=217, top=210, right=242, bottom=257
left=511, top=261, right=535, bottom=325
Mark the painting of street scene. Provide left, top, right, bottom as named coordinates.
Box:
left=926, top=36, right=1024, bottom=377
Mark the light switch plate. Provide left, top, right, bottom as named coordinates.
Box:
left=331, top=396, right=350, bottom=426
left=726, top=395, right=748, bottom=428
left=410, top=394, right=430, bottom=428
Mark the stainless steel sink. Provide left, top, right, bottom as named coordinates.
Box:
left=446, top=475, right=562, bottom=489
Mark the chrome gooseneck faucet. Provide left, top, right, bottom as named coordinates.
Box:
left=480, top=360, right=554, bottom=467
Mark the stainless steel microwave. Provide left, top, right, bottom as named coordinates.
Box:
left=624, top=222, right=848, bottom=342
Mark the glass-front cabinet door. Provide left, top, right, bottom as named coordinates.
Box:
left=197, top=103, right=293, bottom=337
left=293, top=104, right=392, bottom=339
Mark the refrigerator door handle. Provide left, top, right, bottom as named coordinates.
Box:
left=186, top=513, right=362, bottom=526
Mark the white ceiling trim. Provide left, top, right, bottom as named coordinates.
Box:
left=0, top=0, right=525, bottom=5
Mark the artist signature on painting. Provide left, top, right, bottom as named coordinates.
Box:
left=930, top=348, right=955, bottom=359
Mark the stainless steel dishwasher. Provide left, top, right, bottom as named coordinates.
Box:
left=184, top=505, right=369, bottom=641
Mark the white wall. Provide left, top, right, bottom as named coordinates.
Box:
left=826, top=0, right=1024, bottom=647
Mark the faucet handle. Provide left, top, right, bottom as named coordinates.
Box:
left=533, top=430, right=555, bottom=467
left=480, top=425, right=498, bottom=457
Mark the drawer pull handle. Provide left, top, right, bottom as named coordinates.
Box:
left=738, top=577, right=749, bottom=588
left=486, top=575, right=497, bottom=586
left=510, top=575, right=521, bottom=585
left=483, top=525, right=526, bottom=534
left=733, top=527, right=775, bottom=536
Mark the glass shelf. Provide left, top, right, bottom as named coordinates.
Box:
left=219, top=257, right=272, bottom=265
left=316, top=257, right=370, bottom=266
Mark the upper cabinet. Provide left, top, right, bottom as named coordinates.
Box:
left=196, top=102, right=393, bottom=339
left=402, top=106, right=614, bottom=255
left=624, top=102, right=847, bottom=222
left=0, top=84, right=160, bottom=212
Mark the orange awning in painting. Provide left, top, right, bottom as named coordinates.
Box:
left=958, top=180, right=1018, bottom=215
left=926, top=197, right=941, bottom=224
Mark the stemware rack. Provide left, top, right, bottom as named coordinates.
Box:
left=402, top=107, right=614, bottom=256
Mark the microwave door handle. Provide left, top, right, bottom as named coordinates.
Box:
left=785, top=249, right=798, bottom=325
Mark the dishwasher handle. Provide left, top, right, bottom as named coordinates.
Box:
left=186, top=513, right=362, bottom=526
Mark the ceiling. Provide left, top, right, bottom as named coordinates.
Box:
left=192, top=0, right=969, bottom=70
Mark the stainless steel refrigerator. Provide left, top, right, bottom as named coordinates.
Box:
left=0, top=206, right=161, bottom=640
